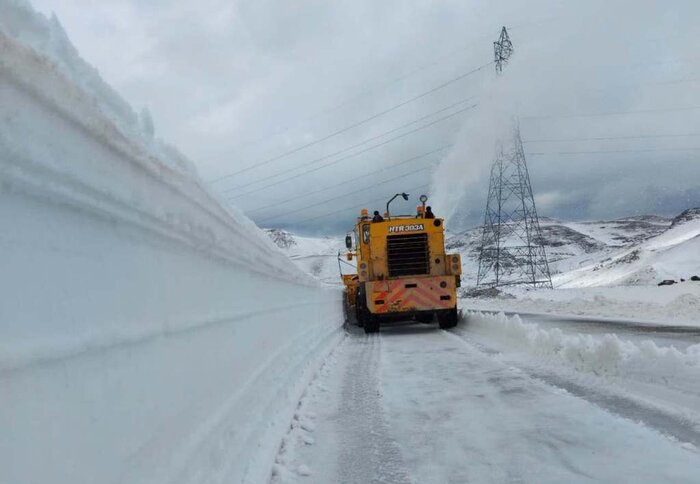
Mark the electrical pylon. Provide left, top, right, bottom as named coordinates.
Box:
left=476, top=124, right=553, bottom=288
left=494, top=26, right=513, bottom=74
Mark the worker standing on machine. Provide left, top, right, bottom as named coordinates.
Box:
left=372, top=210, right=384, bottom=223
left=424, top=206, right=435, bottom=219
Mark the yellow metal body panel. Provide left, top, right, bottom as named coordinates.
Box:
left=342, top=215, right=461, bottom=316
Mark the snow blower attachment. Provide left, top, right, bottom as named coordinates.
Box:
left=340, top=194, right=461, bottom=333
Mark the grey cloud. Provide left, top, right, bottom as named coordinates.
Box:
left=31, top=0, right=700, bottom=234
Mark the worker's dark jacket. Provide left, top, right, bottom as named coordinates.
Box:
left=424, top=211, right=435, bottom=219
left=372, top=215, right=384, bottom=223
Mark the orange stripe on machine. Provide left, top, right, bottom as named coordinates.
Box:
left=370, top=277, right=454, bottom=312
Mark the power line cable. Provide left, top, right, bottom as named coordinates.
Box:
left=228, top=18, right=566, bottom=154
left=222, top=96, right=474, bottom=194
left=290, top=183, right=431, bottom=226
left=247, top=145, right=450, bottom=216
left=227, top=103, right=476, bottom=200
left=528, top=147, right=700, bottom=156
left=523, top=105, right=700, bottom=121
left=228, top=29, right=506, bottom=152
left=523, top=133, right=700, bottom=143
left=257, top=164, right=436, bottom=223
left=209, top=61, right=492, bottom=184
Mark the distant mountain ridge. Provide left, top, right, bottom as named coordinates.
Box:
left=446, top=209, right=698, bottom=287
left=265, top=209, right=699, bottom=288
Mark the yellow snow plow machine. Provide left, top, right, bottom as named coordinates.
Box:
left=340, top=193, right=461, bottom=333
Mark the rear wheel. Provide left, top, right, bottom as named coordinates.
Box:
left=437, top=308, right=459, bottom=329
left=356, top=284, right=379, bottom=333
left=364, top=314, right=380, bottom=334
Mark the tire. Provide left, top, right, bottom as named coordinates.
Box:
left=355, top=292, right=365, bottom=327
left=364, top=314, right=380, bottom=334
left=356, top=284, right=379, bottom=333
left=437, top=308, right=459, bottom=329
left=355, top=285, right=369, bottom=328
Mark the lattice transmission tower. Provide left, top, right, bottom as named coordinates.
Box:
left=476, top=124, right=553, bottom=288
left=494, top=26, right=514, bottom=74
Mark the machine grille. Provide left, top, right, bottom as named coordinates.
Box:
left=387, top=233, right=429, bottom=277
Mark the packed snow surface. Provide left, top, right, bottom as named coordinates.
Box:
left=0, top=3, right=343, bottom=483
left=274, top=323, right=700, bottom=483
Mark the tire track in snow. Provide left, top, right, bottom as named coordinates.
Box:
left=271, top=327, right=411, bottom=483
left=336, top=332, right=412, bottom=484
left=276, top=322, right=700, bottom=483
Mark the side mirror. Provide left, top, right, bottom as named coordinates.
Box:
left=401, top=192, right=409, bottom=201
left=345, top=234, right=352, bottom=249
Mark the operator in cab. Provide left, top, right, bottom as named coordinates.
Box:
left=372, top=210, right=384, bottom=223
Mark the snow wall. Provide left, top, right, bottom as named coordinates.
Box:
left=0, top=4, right=343, bottom=483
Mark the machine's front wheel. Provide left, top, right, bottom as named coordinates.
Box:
left=437, top=308, right=459, bottom=329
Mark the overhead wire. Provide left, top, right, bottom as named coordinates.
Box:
left=225, top=18, right=567, bottom=156
left=522, top=105, right=700, bottom=121
left=222, top=96, right=474, bottom=195
left=209, top=60, right=492, bottom=184
left=246, top=145, right=451, bottom=216
left=528, top=147, right=700, bottom=156
left=257, top=163, right=437, bottom=223
left=226, top=27, right=508, bottom=153
left=523, top=133, right=700, bottom=143
left=291, top=183, right=432, bottom=226
left=226, top=103, right=477, bottom=200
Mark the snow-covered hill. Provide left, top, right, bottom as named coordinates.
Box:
left=454, top=209, right=700, bottom=325
left=444, top=212, right=698, bottom=287
left=266, top=228, right=354, bottom=286
left=555, top=208, right=700, bottom=288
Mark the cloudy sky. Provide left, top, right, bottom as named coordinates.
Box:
left=32, top=0, right=700, bottom=234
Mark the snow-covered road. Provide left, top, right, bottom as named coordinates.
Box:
left=273, top=319, right=700, bottom=483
